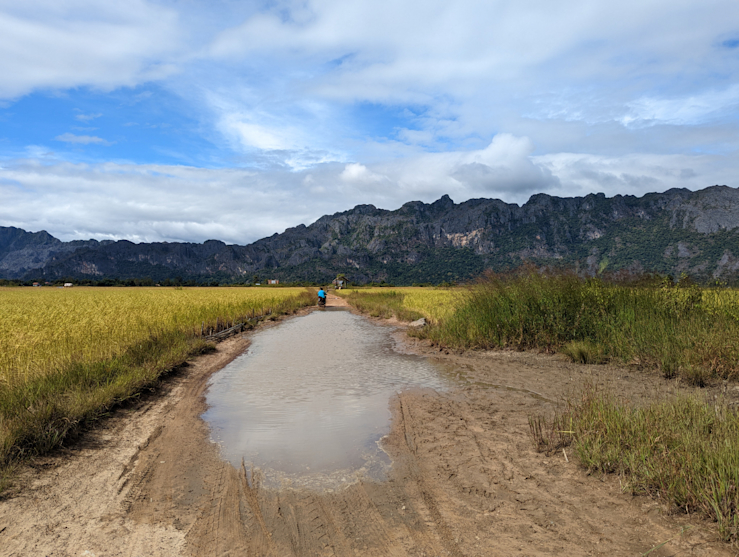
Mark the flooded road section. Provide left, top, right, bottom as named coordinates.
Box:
left=203, top=308, right=452, bottom=488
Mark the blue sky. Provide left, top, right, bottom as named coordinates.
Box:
left=1, top=0, right=738, bottom=244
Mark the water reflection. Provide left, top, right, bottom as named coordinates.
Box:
left=203, top=309, right=452, bottom=489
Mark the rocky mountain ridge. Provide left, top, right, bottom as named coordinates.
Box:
left=3, top=185, right=739, bottom=284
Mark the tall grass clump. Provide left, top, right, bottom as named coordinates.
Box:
left=532, top=388, right=739, bottom=542
left=423, top=270, right=739, bottom=383
left=0, top=287, right=314, bottom=481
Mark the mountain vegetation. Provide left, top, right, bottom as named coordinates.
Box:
left=3, top=185, right=739, bottom=284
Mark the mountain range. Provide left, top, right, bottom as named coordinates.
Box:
left=3, top=185, right=739, bottom=285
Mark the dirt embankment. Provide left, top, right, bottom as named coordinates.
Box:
left=1, top=299, right=736, bottom=556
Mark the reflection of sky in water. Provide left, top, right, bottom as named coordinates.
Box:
left=203, top=309, right=451, bottom=487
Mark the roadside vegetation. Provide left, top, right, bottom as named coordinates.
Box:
left=421, top=270, right=739, bottom=384
left=340, top=287, right=461, bottom=324
left=345, top=272, right=739, bottom=385
left=530, top=387, right=739, bottom=542
left=0, top=286, right=314, bottom=489
left=344, top=272, right=739, bottom=543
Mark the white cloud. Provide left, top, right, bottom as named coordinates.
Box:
left=2, top=136, right=736, bottom=245
left=350, top=134, right=560, bottom=202
left=533, top=151, right=736, bottom=198
left=171, top=0, right=739, bottom=171
left=228, top=120, right=289, bottom=151
left=54, top=133, right=111, bottom=145
left=205, top=0, right=736, bottom=105
left=199, top=89, right=348, bottom=169
left=5, top=1, right=732, bottom=169
left=0, top=0, right=183, bottom=99
left=621, top=84, right=739, bottom=127
left=340, top=163, right=387, bottom=184
left=396, top=129, right=435, bottom=146
left=74, top=112, right=102, bottom=122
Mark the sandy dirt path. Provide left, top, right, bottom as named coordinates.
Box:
left=325, top=292, right=350, bottom=307
left=1, top=307, right=736, bottom=556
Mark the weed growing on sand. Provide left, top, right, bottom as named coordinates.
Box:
left=531, top=387, right=739, bottom=542
left=528, top=412, right=574, bottom=455
left=0, top=287, right=314, bottom=476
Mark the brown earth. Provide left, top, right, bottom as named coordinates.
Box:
left=1, top=296, right=737, bottom=556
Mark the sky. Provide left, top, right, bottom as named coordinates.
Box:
left=1, top=0, right=738, bottom=244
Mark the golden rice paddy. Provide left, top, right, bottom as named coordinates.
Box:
left=338, top=287, right=462, bottom=323
left=0, top=286, right=311, bottom=388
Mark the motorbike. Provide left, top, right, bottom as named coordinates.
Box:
left=318, top=295, right=326, bottom=307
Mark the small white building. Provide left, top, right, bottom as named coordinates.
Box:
left=63, top=283, right=73, bottom=288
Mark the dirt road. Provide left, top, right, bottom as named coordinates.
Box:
left=0, top=306, right=735, bottom=556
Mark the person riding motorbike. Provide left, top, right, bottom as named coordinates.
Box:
left=317, top=287, right=327, bottom=306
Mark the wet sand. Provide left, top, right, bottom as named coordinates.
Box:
left=203, top=307, right=452, bottom=489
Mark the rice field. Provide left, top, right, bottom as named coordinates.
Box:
left=0, top=286, right=312, bottom=388
left=338, top=287, right=461, bottom=323
left=0, top=286, right=314, bottom=474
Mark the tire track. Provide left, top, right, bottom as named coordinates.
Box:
left=238, top=462, right=277, bottom=556
left=398, top=395, right=465, bottom=557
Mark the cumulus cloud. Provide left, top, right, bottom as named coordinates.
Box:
left=449, top=135, right=556, bottom=194
left=533, top=151, right=737, bottom=198
left=340, top=163, right=388, bottom=184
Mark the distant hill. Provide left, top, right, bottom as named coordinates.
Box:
left=3, top=185, right=739, bottom=284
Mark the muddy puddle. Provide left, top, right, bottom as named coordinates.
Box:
left=203, top=308, right=454, bottom=490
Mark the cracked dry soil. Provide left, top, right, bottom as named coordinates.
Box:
left=1, top=303, right=736, bottom=556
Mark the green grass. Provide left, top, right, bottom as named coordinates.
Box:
left=531, top=387, right=739, bottom=542
left=420, top=271, right=739, bottom=384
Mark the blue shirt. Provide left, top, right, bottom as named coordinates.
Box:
left=318, top=289, right=326, bottom=298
